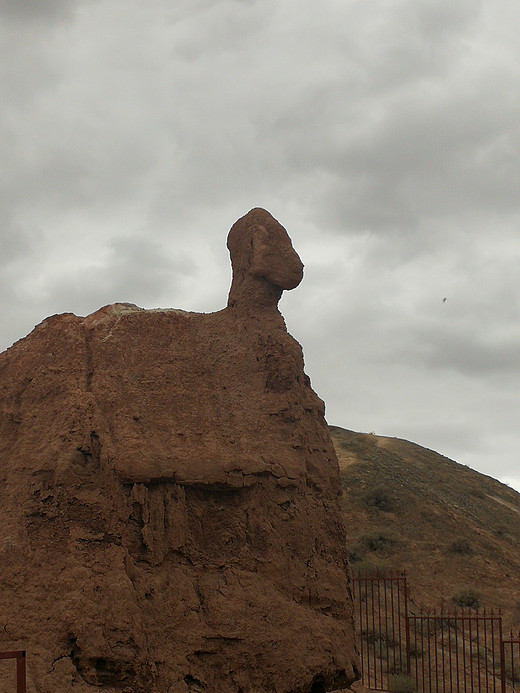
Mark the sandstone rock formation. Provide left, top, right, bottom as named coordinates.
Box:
left=0, top=208, right=359, bottom=692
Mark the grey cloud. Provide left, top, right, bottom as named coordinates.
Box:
left=311, top=82, right=519, bottom=234
left=238, top=2, right=518, bottom=239
left=170, top=0, right=272, bottom=61
left=38, top=235, right=197, bottom=319
left=393, top=328, right=520, bottom=377
left=0, top=0, right=76, bottom=23
left=1, top=0, right=519, bottom=490
left=0, top=213, right=38, bottom=267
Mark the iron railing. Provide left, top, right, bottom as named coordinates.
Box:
left=0, top=650, right=26, bottom=693
left=352, top=572, right=520, bottom=693
left=352, top=570, right=410, bottom=690
left=501, top=631, right=520, bottom=693
left=408, top=608, right=503, bottom=693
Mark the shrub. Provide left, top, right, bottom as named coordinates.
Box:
left=409, top=643, right=423, bottom=659
left=452, top=588, right=480, bottom=609
left=388, top=674, right=417, bottom=693
left=360, top=531, right=396, bottom=553
left=347, top=549, right=362, bottom=563
left=447, top=539, right=473, bottom=555
left=348, top=531, right=396, bottom=567
left=505, top=662, right=520, bottom=684
left=363, top=628, right=384, bottom=645
left=362, top=629, right=398, bottom=648
left=362, top=486, right=394, bottom=512
left=351, top=558, right=386, bottom=576
left=470, top=487, right=485, bottom=499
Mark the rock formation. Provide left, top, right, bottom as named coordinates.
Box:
left=0, top=208, right=359, bottom=692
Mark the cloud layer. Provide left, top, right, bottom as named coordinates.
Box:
left=2, top=0, right=519, bottom=487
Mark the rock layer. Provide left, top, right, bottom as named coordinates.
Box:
left=0, top=209, right=359, bottom=692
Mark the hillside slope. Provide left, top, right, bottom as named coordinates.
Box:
left=331, top=426, right=520, bottom=629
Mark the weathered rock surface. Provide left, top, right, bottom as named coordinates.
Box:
left=0, top=209, right=359, bottom=692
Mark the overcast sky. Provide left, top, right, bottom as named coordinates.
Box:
left=2, top=0, right=519, bottom=489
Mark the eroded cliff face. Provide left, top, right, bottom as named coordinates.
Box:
left=0, top=209, right=359, bottom=692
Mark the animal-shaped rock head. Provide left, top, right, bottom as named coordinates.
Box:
left=227, top=208, right=304, bottom=310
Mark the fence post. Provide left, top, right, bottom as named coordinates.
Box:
left=16, top=651, right=26, bottom=693
left=499, top=615, right=506, bottom=693
left=403, top=574, right=411, bottom=677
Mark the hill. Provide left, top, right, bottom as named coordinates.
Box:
left=330, top=425, right=520, bottom=629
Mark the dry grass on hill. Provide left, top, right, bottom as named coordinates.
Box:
left=330, top=425, right=520, bottom=630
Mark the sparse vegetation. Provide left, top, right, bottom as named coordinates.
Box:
left=350, top=557, right=387, bottom=575
left=504, top=662, right=520, bottom=684
left=452, top=588, right=480, bottom=609
left=362, top=629, right=400, bottom=659
left=362, top=486, right=394, bottom=512
left=408, top=643, right=423, bottom=659
left=362, top=629, right=399, bottom=649
left=388, top=673, right=417, bottom=693
left=349, top=531, right=397, bottom=563
left=331, top=424, right=520, bottom=628
left=360, top=531, right=396, bottom=552
left=470, top=488, right=485, bottom=499
left=447, top=539, right=473, bottom=555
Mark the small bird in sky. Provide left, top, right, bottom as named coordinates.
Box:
left=442, top=297, right=448, bottom=303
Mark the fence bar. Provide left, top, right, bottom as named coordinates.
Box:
left=440, top=611, right=446, bottom=693
left=16, top=651, right=26, bottom=693
left=415, top=612, right=426, bottom=691
left=0, top=650, right=27, bottom=693
left=498, top=615, right=505, bottom=693
left=412, top=615, right=419, bottom=692
left=390, top=576, right=397, bottom=676
left=491, top=613, right=497, bottom=693
left=403, top=573, right=411, bottom=677
left=378, top=579, right=383, bottom=686
left=434, top=612, right=439, bottom=693
left=384, top=577, right=390, bottom=676
left=468, top=613, right=474, bottom=693
left=370, top=577, right=375, bottom=687
left=483, top=612, right=489, bottom=693
left=447, top=613, right=453, bottom=693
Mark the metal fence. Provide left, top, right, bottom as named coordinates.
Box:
left=352, top=572, right=520, bottom=693
left=501, top=631, right=520, bottom=693
left=408, top=608, right=503, bottom=693
left=352, top=570, right=410, bottom=690
left=0, top=651, right=26, bottom=693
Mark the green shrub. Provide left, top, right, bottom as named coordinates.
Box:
left=470, top=487, right=485, bottom=499
left=408, top=643, right=423, bottom=659
left=347, top=549, right=362, bottom=563
left=351, top=557, right=386, bottom=576
left=436, top=617, right=459, bottom=633
left=362, top=486, right=394, bottom=512
left=447, top=539, right=473, bottom=555
left=362, top=629, right=399, bottom=648
left=452, top=588, right=480, bottom=609
left=363, top=628, right=383, bottom=645
left=348, top=530, right=396, bottom=566
left=505, top=662, right=520, bottom=684
left=388, top=673, right=417, bottom=693
left=359, top=531, right=396, bottom=553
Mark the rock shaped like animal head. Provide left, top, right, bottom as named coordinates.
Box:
left=227, top=208, right=304, bottom=310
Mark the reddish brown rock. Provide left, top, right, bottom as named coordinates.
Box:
left=0, top=209, right=359, bottom=692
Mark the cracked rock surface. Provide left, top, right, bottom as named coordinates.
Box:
left=0, top=209, right=359, bottom=692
